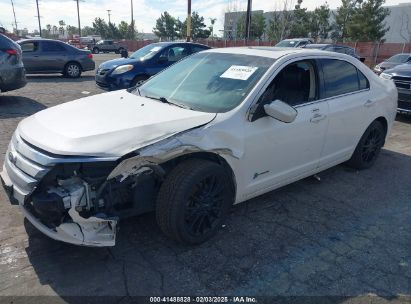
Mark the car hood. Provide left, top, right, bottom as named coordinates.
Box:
left=17, top=91, right=216, bottom=157
left=379, top=61, right=400, bottom=70
left=384, top=63, right=411, bottom=77
left=98, top=57, right=141, bottom=70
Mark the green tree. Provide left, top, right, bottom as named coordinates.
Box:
left=236, top=11, right=266, bottom=40
left=153, top=11, right=178, bottom=40
left=182, top=12, right=211, bottom=39
left=331, top=0, right=359, bottom=42
left=92, top=17, right=108, bottom=38
left=58, top=20, right=66, bottom=36
left=309, top=4, right=331, bottom=42
left=289, top=0, right=310, bottom=38
left=66, top=25, right=78, bottom=36
left=347, top=0, right=390, bottom=41
left=82, top=26, right=95, bottom=36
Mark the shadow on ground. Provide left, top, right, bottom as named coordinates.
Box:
left=26, top=75, right=95, bottom=83
left=396, top=113, right=411, bottom=124
left=22, top=149, right=411, bottom=302
left=0, top=96, right=47, bottom=119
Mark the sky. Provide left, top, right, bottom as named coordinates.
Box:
left=0, top=0, right=407, bottom=35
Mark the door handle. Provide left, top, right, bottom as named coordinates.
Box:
left=310, top=113, right=326, bottom=123
left=364, top=99, right=376, bottom=107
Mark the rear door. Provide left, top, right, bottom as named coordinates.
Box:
left=39, top=41, right=68, bottom=72
left=318, top=58, right=372, bottom=168
left=19, top=41, right=41, bottom=72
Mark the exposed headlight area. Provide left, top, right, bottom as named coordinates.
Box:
left=25, top=158, right=160, bottom=246
left=111, top=64, right=134, bottom=75
left=380, top=72, right=393, bottom=80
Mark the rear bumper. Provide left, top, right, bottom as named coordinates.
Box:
left=0, top=67, right=26, bottom=92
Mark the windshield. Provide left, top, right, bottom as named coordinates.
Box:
left=129, top=43, right=164, bottom=60
left=276, top=40, right=298, bottom=47
left=386, top=54, right=410, bottom=63
left=138, top=52, right=274, bottom=113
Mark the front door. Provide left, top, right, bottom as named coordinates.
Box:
left=241, top=59, right=329, bottom=199
left=39, top=41, right=68, bottom=72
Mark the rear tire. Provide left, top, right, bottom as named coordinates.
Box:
left=64, top=62, right=81, bottom=78
left=346, top=120, right=385, bottom=170
left=156, top=159, right=234, bottom=245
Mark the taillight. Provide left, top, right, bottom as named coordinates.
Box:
left=6, top=49, right=17, bottom=55
left=87, top=53, right=93, bottom=59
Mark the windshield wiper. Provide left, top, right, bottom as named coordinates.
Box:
left=144, top=95, right=192, bottom=110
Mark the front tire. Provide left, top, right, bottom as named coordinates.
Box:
left=130, top=75, right=148, bottom=88
left=92, top=47, right=99, bottom=54
left=347, top=120, right=385, bottom=170
left=156, top=159, right=234, bottom=244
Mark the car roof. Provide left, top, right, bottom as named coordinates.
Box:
left=281, top=38, right=311, bottom=41
left=204, top=46, right=338, bottom=59
left=17, top=38, right=65, bottom=43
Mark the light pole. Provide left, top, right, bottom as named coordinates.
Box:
left=75, top=0, right=81, bottom=37
left=10, top=0, right=18, bottom=33
left=186, top=0, right=191, bottom=42
left=35, top=0, right=42, bottom=37
left=245, top=0, right=252, bottom=43
left=107, top=10, right=112, bottom=23
left=131, top=0, right=134, bottom=39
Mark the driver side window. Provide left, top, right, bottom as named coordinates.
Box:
left=251, top=60, right=318, bottom=121
left=260, top=60, right=318, bottom=107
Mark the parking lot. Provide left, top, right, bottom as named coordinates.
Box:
left=0, top=53, right=410, bottom=303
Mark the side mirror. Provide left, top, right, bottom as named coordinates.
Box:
left=264, top=100, right=297, bottom=123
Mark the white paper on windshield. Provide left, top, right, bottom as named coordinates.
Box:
left=150, top=46, right=162, bottom=52
left=220, top=65, right=258, bottom=80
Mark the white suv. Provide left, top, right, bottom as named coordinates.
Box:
left=1, top=47, right=397, bottom=246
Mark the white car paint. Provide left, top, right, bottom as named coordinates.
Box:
left=1, top=47, right=398, bottom=246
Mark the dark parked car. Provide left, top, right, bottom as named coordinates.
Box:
left=88, top=40, right=127, bottom=54
left=96, top=42, right=210, bottom=90
left=18, top=39, right=95, bottom=78
left=380, top=63, right=411, bottom=113
left=0, top=34, right=26, bottom=92
left=374, top=53, right=411, bottom=75
left=303, top=44, right=365, bottom=62
left=275, top=38, right=313, bottom=48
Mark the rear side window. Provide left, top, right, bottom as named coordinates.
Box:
left=20, top=42, right=39, bottom=52
left=42, top=41, right=66, bottom=52
left=321, top=59, right=369, bottom=98
left=191, top=45, right=208, bottom=53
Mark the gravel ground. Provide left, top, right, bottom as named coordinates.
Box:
left=0, top=53, right=410, bottom=303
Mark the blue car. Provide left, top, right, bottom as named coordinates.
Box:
left=96, top=42, right=210, bottom=90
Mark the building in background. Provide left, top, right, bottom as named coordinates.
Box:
left=223, top=3, right=411, bottom=43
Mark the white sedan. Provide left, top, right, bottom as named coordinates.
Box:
left=1, top=47, right=398, bottom=246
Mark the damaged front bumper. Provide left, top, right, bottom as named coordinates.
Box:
left=0, top=132, right=118, bottom=247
